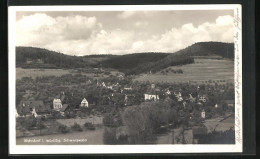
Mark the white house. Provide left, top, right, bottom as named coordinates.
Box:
left=53, top=99, right=62, bottom=110
left=31, top=108, right=38, bottom=117
left=188, top=94, right=196, bottom=103
left=201, top=110, right=206, bottom=119
left=80, top=98, right=89, bottom=107
left=174, top=92, right=183, bottom=102
left=144, top=94, right=159, bottom=101
left=199, top=95, right=207, bottom=103
left=166, top=89, right=171, bottom=95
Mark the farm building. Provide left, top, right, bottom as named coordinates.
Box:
left=80, top=98, right=89, bottom=107
left=18, top=100, right=50, bottom=116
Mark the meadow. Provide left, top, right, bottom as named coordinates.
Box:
left=16, top=68, right=72, bottom=80
left=16, top=67, right=120, bottom=80
left=134, top=58, right=234, bottom=84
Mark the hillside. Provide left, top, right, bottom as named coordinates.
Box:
left=120, top=42, right=234, bottom=75
left=16, top=42, right=234, bottom=74
left=16, top=47, right=87, bottom=69
left=101, top=53, right=170, bottom=70
left=175, top=42, right=234, bottom=59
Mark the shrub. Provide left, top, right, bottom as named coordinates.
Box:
left=84, top=122, right=95, bottom=130
left=103, top=113, right=115, bottom=127
left=71, top=122, right=83, bottom=131
left=58, top=124, right=69, bottom=133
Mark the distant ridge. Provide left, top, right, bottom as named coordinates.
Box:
left=16, top=42, right=234, bottom=73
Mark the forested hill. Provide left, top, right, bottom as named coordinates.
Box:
left=16, top=47, right=87, bottom=68
left=176, top=42, right=234, bottom=59
left=101, top=53, right=170, bottom=70
left=102, top=42, right=234, bottom=75
left=16, top=42, right=234, bottom=71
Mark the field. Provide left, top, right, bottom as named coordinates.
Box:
left=16, top=68, right=121, bottom=80
left=16, top=68, right=72, bottom=80
left=134, top=58, right=234, bottom=84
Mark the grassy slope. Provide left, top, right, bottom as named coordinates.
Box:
left=134, top=58, right=234, bottom=83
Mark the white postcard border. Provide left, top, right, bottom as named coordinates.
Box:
left=8, top=4, right=242, bottom=154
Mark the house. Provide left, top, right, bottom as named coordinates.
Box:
left=80, top=98, right=89, bottom=107
left=174, top=92, right=183, bottom=102
left=198, top=95, right=207, bottom=103
left=107, top=86, right=113, bottom=89
left=124, top=86, right=132, bottom=91
left=223, top=100, right=234, bottom=107
left=18, top=100, right=50, bottom=116
left=53, top=99, right=62, bottom=110
left=118, top=74, right=124, bottom=79
left=201, top=110, right=206, bottom=119
left=165, top=89, right=171, bottom=95
left=188, top=94, right=196, bottom=103
left=31, top=108, right=38, bottom=117
left=144, top=94, right=159, bottom=101
left=151, top=84, right=155, bottom=89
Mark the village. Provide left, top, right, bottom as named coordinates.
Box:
left=15, top=70, right=235, bottom=144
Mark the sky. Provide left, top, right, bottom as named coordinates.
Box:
left=16, top=10, right=234, bottom=56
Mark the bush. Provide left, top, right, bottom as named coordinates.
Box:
left=58, top=124, right=69, bottom=133
left=103, top=113, right=115, bottom=127
left=84, top=122, right=95, bottom=130
left=71, top=122, right=83, bottom=131
left=23, top=116, right=37, bottom=129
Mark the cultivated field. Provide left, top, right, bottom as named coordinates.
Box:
left=16, top=68, right=121, bottom=80
left=134, top=58, right=234, bottom=84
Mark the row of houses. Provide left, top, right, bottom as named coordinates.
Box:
left=17, top=94, right=90, bottom=117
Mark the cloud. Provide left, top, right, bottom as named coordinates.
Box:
left=16, top=14, right=234, bottom=55
left=128, top=15, right=234, bottom=53
left=134, top=21, right=148, bottom=27
left=16, top=13, right=102, bottom=50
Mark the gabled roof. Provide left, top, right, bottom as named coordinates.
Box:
left=81, top=98, right=88, bottom=103
left=60, top=104, right=69, bottom=112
